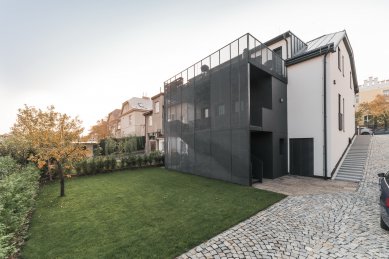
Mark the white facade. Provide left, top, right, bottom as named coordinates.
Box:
left=266, top=31, right=357, bottom=178
left=287, top=56, right=325, bottom=176
left=326, top=40, right=355, bottom=174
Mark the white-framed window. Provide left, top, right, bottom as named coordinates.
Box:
left=384, top=90, right=389, bottom=96
left=155, top=101, right=160, bottom=113
left=149, top=116, right=153, bottom=126
left=129, top=115, right=132, bottom=125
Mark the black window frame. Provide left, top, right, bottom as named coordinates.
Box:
left=338, top=94, right=343, bottom=131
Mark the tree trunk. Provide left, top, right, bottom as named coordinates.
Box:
left=57, top=161, right=65, bottom=197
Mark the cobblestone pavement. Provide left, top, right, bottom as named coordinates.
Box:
left=179, top=135, right=389, bottom=258
left=253, top=175, right=358, bottom=196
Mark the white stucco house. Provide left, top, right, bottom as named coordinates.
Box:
left=119, top=97, right=152, bottom=137
left=265, top=30, right=358, bottom=179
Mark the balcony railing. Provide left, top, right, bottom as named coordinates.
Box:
left=164, top=33, right=287, bottom=92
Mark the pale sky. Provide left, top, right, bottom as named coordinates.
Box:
left=0, top=0, right=388, bottom=134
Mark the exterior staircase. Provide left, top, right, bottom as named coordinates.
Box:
left=334, top=135, right=371, bottom=182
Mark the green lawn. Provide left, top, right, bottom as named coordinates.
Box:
left=22, top=168, right=285, bottom=259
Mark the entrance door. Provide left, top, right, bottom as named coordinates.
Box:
left=289, top=138, right=314, bottom=176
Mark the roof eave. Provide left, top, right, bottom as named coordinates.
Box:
left=286, top=43, right=335, bottom=66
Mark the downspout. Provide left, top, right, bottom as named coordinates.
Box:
left=283, top=34, right=289, bottom=58
left=323, top=50, right=329, bottom=180
left=145, top=115, right=147, bottom=154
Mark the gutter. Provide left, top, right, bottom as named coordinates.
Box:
left=284, top=35, right=289, bottom=59
left=323, top=45, right=334, bottom=180
left=286, top=44, right=334, bottom=66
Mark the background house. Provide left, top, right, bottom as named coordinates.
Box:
left=107, top=109, right=121, bottom=138
left=144, top=93, right=164, bottom=153
left=356, top=77, right=389, bottom=126
left=120, top=97, right=152, bottom=137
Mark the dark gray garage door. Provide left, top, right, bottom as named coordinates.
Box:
left=289, top=138, right=314, bottom=176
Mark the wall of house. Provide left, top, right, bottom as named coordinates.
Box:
left=327, top=40, right=356, bottom=175
left=151, top=95, right=164, bottom=134
left=287, top=56, right=324, bottom=177
left=164, top=58, right=251, bottom=185
left=266, top=40, right=289, bottom=60
left=120, top=110, right=147, bottom=137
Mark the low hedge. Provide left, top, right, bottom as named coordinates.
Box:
left=74, top=151, right=164, bottom=176
left=0, top=156, right=40, bottom=258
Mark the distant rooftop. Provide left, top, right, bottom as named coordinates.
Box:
left=124, top=97, right=152, bottom=111
left=359, top=77, right=389, bottom=89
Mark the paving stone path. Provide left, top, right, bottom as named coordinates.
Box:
left=179, top=135, right=389, bottom=258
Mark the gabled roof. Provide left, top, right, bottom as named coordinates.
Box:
left=286, top=30, right=359, bottom=93
left=107, top=109, right=121, bottom=122
left=121, top=97, right=152, bottom=115
left=303, top=31, right=345, bottom=53
left=151, top=92, right=164, bottom=100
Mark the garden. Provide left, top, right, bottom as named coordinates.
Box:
left=0, top=105, right=285, bottom=258
left=21, top=168, right=285, bottom=258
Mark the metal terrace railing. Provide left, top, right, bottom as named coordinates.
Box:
left=164, top=33, right=287, bottom=90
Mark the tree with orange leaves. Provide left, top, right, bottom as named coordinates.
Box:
left=11, top=105, right=87, bottom=196
left=85, top=118, right=109, bottom=141
left=369, top=95, right=389, bottom=129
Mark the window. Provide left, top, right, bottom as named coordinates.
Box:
left=338, top=47, right=341, bottom=71
left=350, top=71, right=352, bottom=89
left=273, top=47, right=282, bottom=58
left=155, top=101, right=160, bottom=113
left=217, top=104, right=225, bottom=116
left=234, top=101, right=244, bottom=113
left=343, top=98, right=345, bottom=132
left=202, top=108, right=209, bottom=118
left=384, top=90, right=389, bottom=97
left=149, top=116, right=152, bottom=126
left=364, top=115, right=372, bottom=125
left=342, top=56, right=344, bottom=77
left=355, top=95, right=359, bottom=103
left=129, top=115, right=132, bottom=125
left=338, top=94, right=343, bottom=131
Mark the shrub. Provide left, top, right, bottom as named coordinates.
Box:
left=0, top=159, right=40, bottom=258
left=80, top=160, right=88, bottom=176
left=120, top=157, right=127, bottom=169
left=129, top=155, right=137, bottom=167
left=136, top=155, right=143, bottom=167
left=103, top=157, right=111, bottom=171
left=0, top=156, right=18, bottom=179
left=110, top=158, right=117, bottom=170
left=96, top=158, right=104, bottom=174
left=88, top=159, right=96, bottom=175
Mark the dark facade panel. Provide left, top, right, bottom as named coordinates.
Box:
left=164, top=34, right=287, bottom=186
left=290, top=138, right=314, bottom=176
